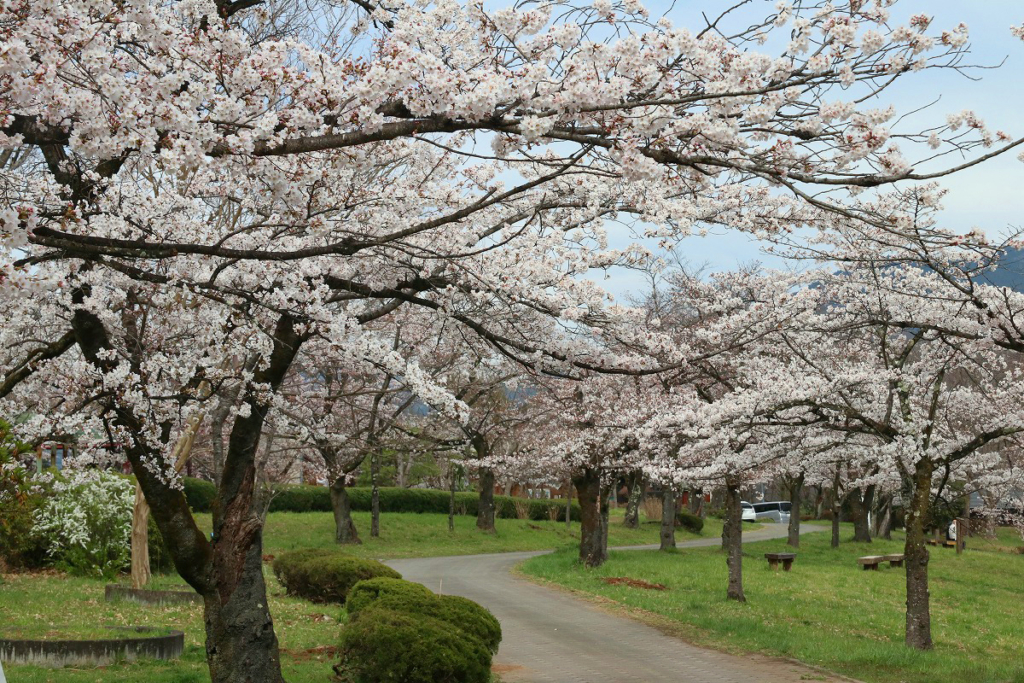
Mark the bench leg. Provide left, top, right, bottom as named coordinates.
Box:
left=782, top=560, right=793, bottom=571
left=768, top=560, right=778, bottom=571
left=890, top=560, right=903, bottom=568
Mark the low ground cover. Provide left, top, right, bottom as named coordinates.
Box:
left=519, top=527, right=1024, bottom=683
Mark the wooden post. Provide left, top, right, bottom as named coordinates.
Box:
left=955, top=518, right=966, bottom=555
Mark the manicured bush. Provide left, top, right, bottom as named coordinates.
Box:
left=346, top=578, right=502, bottom=654
left=182, top=477, right=217, bottom=513
left=675, top=509, right=704, bottom=534
left=272, top=548, right=399, bottom=604
left=337, top=606, right=492, bottom=683
left=345, top=577, right=434, bottom=616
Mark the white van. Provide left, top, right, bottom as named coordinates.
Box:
left=751, top=501, right=792, bottom=523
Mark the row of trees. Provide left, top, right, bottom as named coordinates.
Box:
left=3, top=0, right=1024, bottom=681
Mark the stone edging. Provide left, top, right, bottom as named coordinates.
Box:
left=0, top=626, right=184, bottom=668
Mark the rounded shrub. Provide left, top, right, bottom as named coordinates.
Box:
left=272, top=548, right=399, bottom=604
left=675, top=509, right=704, bottom=534
left=346, top=578, right=501, bottom=654
left=345, top=577, right=434, bottom=616
left=338, top=606, right=491, bottom=683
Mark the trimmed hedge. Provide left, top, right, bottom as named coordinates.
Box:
left=182, top=477, right=581, bottom=521
left=345, top=577, right=434, bottom=616
left=675, top=509, right=704, bottom=534
left=338, top=606, right=492, bottom=683
left=272, top=549, right=399, bottom=604
left=346, top=578, right=501, bottom=654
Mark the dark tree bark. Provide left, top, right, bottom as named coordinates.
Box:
left=574, top=467, right=607, bottom=568
left=849, top=484, right=876, bottom=543
left=448, top=460, right=457, bottom=532
left=904, top=458, right=935, bottom=650
left=724, top=478, right=745, bottom=602
left=830, top=468, right=842, bottom=548
left=788, top=473, right=804, bottom=549
left=874, top=494, right=893, bottom=540
left=623, top=470, right=643, bottom=529
left=329, top=476, right=360, bottom=544
left=473, top=435, right=496, bottom=533
left=476, top=467, right=497, bottom=533
left=659, top=486, right=676, bottom=551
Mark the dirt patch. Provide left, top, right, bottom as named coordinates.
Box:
left=492, top=663, right=525, bottom=673
left=601, top=577, right=667, bottom=591
left=283, top=644, right=340, bottom=661
left=262, top=554, right=275, bottom=563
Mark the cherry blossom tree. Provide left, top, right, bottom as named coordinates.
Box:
left=4, top=0, right=1024, bottom=679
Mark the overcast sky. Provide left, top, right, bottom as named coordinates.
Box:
left=600, top=0, right=1024, bottom=299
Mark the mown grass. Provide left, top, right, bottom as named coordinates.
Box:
left=1, top=506, right=714, bottom=682
left=519, top=525, right=1024, bottom=683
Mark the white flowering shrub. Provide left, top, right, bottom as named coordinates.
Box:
left=33, top=469, right=135, bottom=578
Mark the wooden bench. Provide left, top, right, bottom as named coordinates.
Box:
left=926, top=538, right=940, bottom=546
left=857, top=555, right=887, bottom=570
left=764, top=552, right=796, bottom=571
left=883, top=554, right=905, bottom=568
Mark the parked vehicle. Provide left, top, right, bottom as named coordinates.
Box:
left=752, top=501, right=792, bottom=524
left=741, top=501, right=756, bottom=522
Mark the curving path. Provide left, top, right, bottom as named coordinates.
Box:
left=387, top=525, right=853, bottom=683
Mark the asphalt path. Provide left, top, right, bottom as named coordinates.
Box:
left=387, top=524, right=852, bottom=683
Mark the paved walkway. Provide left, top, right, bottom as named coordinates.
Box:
left=388, top=525, right=852, bottom=683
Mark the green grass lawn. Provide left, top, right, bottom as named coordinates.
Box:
left=1, top=507, right=715, bottom=682
left=519, top=525, right=1024, bottom=683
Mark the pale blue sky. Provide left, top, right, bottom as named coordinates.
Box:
left=600, top=0, right=1024, bottom=298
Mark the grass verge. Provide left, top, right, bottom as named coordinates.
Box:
left=518, top=526, right=1024, bottom=683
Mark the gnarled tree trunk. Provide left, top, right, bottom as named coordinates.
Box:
left=659, top=486, right=676, bottom=551
left=574, top=467, right=607, bottom=568
left=904, top=458, right=935, bottom=650
left=787, top=473, right=804, bottom=549
left=724, top=478, right=745, bottom=602
left=623, top=470, right=642, bottom=528
left=330, top=476, right=360, bottom=544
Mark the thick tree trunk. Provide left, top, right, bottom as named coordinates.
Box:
left=574, top=467, right=607, bottom=568
left=476, top=467, right=496, bottom=533
left=204, top=524, right=283, bottom=683
left=724, top=478, right=745, bottom=602
left=130, top=484, right=151, bottom=589
left=623, top=470, right=642, bottom=528
left=659, top=486, right=676, bottom=551
left=904, top=458, right=935, bottom=650
left=787, top=473, right=804, bottom=549
left=849, top=485, right=875, bottom=543
left=329, top=477, right=360, bottom=544
left=874, top=494, right=893, bottom=540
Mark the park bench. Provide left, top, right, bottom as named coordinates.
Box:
left=764, top=552, right=796, bottom=571
left=857, top=555, right=887, bottom=570
left=883, top=554, right=904, bottom=567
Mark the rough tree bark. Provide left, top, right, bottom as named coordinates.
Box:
left=574, top=467, right=607, bottom=568
left=659, top=486, right=676, bottom=551
left=623, top=470, right=642, bottom=528
left=724, top=477, right=745, bottom=602
left=904, top=458, right=935, bottom=650
left=830, top=468, right=842, bottom=548
left=473, top=435, right=496, bottom=533
left=330, top=475, right=360, bottom=544
left=849, top=484, right=876, bottom=543
left=130, top=484, right=151, bottom=589
left=787, top=473, right=804, bottom=549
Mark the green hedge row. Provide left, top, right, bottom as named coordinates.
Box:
left=183, top=477, right=582, bottom=521
left=272, top=548, right=399, bottom=604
